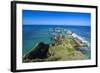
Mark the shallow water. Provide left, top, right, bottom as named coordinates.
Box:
left=22, top=25, right=91, bottom=59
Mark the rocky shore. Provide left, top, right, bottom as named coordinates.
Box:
left=23, top=28, right=88, bottom=63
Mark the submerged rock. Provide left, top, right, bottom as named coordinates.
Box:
left=23, top=42, right=49, bottom=61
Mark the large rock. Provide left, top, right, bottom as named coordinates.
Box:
left=23, top=42, right=49, bottom=60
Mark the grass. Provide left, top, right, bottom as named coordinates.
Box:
left=47, top=36, right=85, bottom=61
left=23, top=34, right=86, bottom=62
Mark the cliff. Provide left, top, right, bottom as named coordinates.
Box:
left=23, top=34, right=86, bottom=63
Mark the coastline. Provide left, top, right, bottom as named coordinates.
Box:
left=23, top=30, right=89, bottom=63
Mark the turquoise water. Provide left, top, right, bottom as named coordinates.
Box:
left=22, top=25, right=91, bottom=59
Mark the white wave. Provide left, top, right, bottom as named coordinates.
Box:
left=72, top=33, right=90, bottom=47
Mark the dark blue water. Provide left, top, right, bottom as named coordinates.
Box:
left=22, top=25, right=91, bottom=59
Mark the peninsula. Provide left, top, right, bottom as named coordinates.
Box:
left=23, top=27, right=89, bottom=63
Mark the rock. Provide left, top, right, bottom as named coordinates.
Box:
left=23, top=42, right=49, bottom=61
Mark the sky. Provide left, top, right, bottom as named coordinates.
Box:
left=22, top=10, right=91, bottom=26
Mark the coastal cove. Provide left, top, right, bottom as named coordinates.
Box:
left=22, top=25, right=91, bottom=62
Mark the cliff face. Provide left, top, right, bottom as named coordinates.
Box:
left=23, top=42, right=49, bottom=62
left=23, top=34, right=86, bottom=63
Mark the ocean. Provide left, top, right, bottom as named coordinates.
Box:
left=22, top=25, right=91, bottom=59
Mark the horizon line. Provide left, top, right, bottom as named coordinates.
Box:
left=23, top=24, right=90, bottom=27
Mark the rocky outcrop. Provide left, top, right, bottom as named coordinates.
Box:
left=23, top=42, right=49, bottom=61
left=23, top=29, right=89, bottom=63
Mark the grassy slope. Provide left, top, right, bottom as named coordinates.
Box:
left=30, top=35, right=85, bottom=62
left=47, top=36, right=85, bottom=61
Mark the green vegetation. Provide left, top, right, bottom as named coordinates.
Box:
left=46, top=35, right=85, bottom=61
left=23, top=34, right=86, bottom=63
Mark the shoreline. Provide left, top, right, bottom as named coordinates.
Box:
left=23, top=28, right=90, bottom=63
